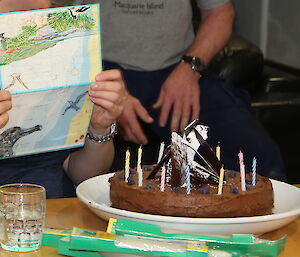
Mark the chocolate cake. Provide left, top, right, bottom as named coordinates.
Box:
left=109, top=120, right=274, bottom=218
left=109, top=167, right=274, bottom=218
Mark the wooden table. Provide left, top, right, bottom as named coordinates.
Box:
left=1, top=187, right=299, bottom=257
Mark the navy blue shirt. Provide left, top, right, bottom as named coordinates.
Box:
left=0, top=150, right=76, bottom=199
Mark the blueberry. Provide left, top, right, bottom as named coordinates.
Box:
left=227, top=170, right=236, bottom=178
left=230, top=186, right=239, bottom=194
left=129, top=169, right=136, bottom=175
left=127, top=178, right=135, bottom=185
left=199, top=186, right=210, bottom=194
left=246, top=184, right=252, bottom=190
left=143, top=166, right=153, bottom=171
left=245, top=178, right=252, bottom=184
left=118, top=172, right=125, bottom=180
left=172, top=187, right=180, bottom=193
left=145, top=184, right=154, bottom=190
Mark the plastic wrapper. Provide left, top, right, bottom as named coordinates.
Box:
left=41, top=218, right=285, bottom=257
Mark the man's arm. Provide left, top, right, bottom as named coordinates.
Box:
left=153, top=1, right=235, bottom=132
left=185, top=1, right=235, bottom=65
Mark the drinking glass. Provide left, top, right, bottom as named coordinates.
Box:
left=0, top=183, right=46, bottom=252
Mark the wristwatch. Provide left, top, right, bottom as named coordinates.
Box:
left=182, top=55, right=206, bottom=73
left=86, top=122, right=117, bottom=143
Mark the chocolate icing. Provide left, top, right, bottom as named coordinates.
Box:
left=111, top=121, right=273, bottom=218
left=110, top=166, right=274, bottom=218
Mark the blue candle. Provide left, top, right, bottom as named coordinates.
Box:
left=252, top=157, right=257, bottom=186
left=185, top=164, right=191, bottom=194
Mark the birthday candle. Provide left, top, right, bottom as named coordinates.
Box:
left=157, top=142, right=165, bottom=163
left=238, top=150, right=246, bottom=191
left=218, top=166, right=225, bottom=195
left=125, top=148, right=130, bottom=182
left=166, top=159, right=172, bottom=184
left=160, top=166, right=166, bottom=192
left=138, top=167, right=143, bottom=187
left=137, top=145, right=143, bottom=187
left=252, top=157, right=257, bottom=186
left=185, top=164, right=191, bottom=194
left=216, top=142, right=221, bottom=160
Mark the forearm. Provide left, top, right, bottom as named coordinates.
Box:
left=186, top=1, right=235, bottom=65
left=64, top=129, right=115, bottom=185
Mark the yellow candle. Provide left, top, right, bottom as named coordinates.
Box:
left=137, top=145, right=142, bottom=170
left=125, top=148, right=130, bottom=182
left=216, top=143, right=221, bottom=160
left=218, top=166, right=225, bottom=195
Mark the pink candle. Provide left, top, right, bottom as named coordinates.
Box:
left=160, top=166, right=166, bottom=192
left=238, top=150, right=246, bottom=191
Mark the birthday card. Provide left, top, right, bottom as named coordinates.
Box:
left=0, top=4, right=101, bottom=159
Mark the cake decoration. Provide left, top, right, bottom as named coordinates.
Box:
left=157, top=142, right=165, bottom=163
left=252, top=156, right=257, bottom=186
left=137, top=145, right=143, bottom=187
left=109, top=119, right=274, bottom=217
left=118, top=172, right=125, bottom=180
left=125, top=148, right=130, bottom=182
left=145, top=184, right=154, bottom=190
left=199, top=186, right=210, bottom=194
left=216, top=142, right=221, bottom=160
left=147, top=120, right=222, bottom=186
left=160, top=166, right=166, bottom=192
left=230, top=186, right=239, bottom=194
left=238, top=150, right=246, bottom=191
left=217, top=165, right=225, bottom=195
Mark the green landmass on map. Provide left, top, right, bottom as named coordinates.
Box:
left=0, top=9, right=95, bottom=66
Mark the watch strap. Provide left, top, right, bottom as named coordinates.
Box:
left=182, top=55, right=206, bottom=73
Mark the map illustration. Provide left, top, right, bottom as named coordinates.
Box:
left=0, top=4, right=101, bottom=159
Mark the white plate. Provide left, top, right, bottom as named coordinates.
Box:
left=76, top=173, right=300, bottom=235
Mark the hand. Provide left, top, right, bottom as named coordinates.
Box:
left=0, top=90, right=12, bottom=129
left=88, top=69, right=126, bottom=135
left=0, top=0, right=51, bottom=13
left=117, top=92, right=153, bottom=144
left=153, top=62, right=200, bottom=132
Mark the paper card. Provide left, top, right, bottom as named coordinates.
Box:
left=0, top=4, right=101, bottom=159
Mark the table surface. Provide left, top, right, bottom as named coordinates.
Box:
left=1, top=187, right=299, bottom=257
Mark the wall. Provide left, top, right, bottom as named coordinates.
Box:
left=233, top=0, right=300, bottom=69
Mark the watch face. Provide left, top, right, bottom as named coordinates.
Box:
left=191, top=57, right=204, bottom=72
left=183, top=55, right=205, bottom=73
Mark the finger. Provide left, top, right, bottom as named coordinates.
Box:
left=135, top=103, right=153, bottom=124
left=179, top=101, right=191, bottom=132
left=95, top=69, right=124, bottom=82
left=90, top=98, right=120, bottom=115
left=119, top=125, right=147, bottom=144
left=191, top=94, right=200, bottom=121
left=89, top=81, right=124, bottom=95
left=125, top=113, right=148, bottom=144
left=0, top=113, right=9, bottom=128
left=159, top=98, right=172, bottom=127
left=0, top=91, right=12, bottom=101
left=129, top=128, right=148, bottom=144
left=0, top=100, right=12, bottom=114
left=119, top=116, right=148, bottom=144
left=88, top=89, right=121, bottom=104
left=170, top=101, right=181, bottom=132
